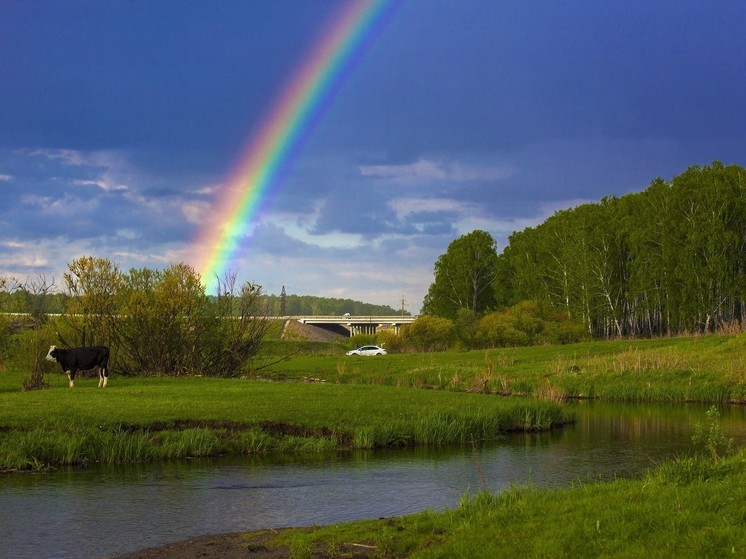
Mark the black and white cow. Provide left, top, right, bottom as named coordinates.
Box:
left=45, top=345, right=110, bottom=388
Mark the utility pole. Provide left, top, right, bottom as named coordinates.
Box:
left=399, top=294, right=408, bottom=316
left=280, top=285, right=286, bottom=316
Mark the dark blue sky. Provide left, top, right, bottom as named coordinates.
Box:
left=2, top=1, right=745, bottom=312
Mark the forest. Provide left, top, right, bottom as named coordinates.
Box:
left=494, top=161, right=746, bottom=337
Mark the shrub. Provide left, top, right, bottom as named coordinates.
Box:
left=400, top=316, right=455, bottom=352
left=59, top=257, right=270, bottom=377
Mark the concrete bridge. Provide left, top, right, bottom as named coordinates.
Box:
left=295, top=315, right=417, bottom=336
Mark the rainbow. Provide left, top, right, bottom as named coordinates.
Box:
left=193, top=0, right=395, bottom=293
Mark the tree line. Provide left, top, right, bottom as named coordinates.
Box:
left=0, top=285, right=401, bottom=318
left=423, top=162, right=746, bottom=340
left=261, top=294, right=402, bottom=317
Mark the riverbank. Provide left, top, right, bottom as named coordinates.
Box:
left=116, top=449, right=746, bottom=558
left=113, top=529, right=377, bottom=558
left=113, top=531, right=288, bottom=559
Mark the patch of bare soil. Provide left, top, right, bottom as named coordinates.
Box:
left=111, top=531, right=286, bottom=559
left=111, top=529, right=379, bottom=559
left=281, top=320, right=344, bottom=342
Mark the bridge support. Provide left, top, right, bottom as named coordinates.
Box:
left=295, top=316, right=416, bottom=336
left=347, top=324, right=377, bottom=336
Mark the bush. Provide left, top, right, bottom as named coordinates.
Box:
left=347, top=333, right=378, bottom=348
left=476, top=301, right=588, bottom=348
left=378, top=330, right=406, bottom=353
left=400, top=316, right=455, bottom=352
left=454, top=308, right=480, bottom=350
left=477, top=313, right=529, bottom=347
left=58, top=257, right=270, bottom=377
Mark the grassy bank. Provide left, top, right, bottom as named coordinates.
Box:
left=261, top=450, right=746, bottom=558
left=0, top=372, right=569, bottom=471
left=260, top=334, right=746, bottom=403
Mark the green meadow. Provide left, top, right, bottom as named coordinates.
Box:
left=261, top=334, right=746, bottom=403
left=0, top=370, right=568, bottom=471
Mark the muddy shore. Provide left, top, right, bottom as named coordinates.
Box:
left=112, top=529, right=378, bottom=559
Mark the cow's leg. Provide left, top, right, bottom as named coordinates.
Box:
left=67, top=370, right=74, bottom=388
left=98, top=366, right=108, bottom=388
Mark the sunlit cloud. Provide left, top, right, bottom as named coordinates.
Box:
left=274, top=216, right=363, bottom=249
left=21, top=148, right=127, bottom=169
left=192, top=183, right=223, bottom=196
left=389, top=196, right=480, bottom=219
left=360, top=159, right=513, bottom=184
left=73, top=179, right=128, bottom=192
left=181, top=201, right=211, bottom=224
left=115, top=229, right=139, bottom=240
left=0, top=254, right=50, bottom=268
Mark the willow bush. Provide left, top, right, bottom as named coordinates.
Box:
left=59, top=257, right=270, bottom=377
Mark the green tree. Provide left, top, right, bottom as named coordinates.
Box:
left=626, top=177, right=673, bottom=336
left=18, top=274, right=56, bottom=390
left=490, top=162, right=746, bottom=339
left=454, top=308, right=480, bottom=349
left=201, top=273, right=272, bottom=376
left=114, top=263, right=208, bottom=375
left=115, top=266, right=271, bottom=376
left=62, top=256, right=123, bottom=347
left=422, top=230, right=498, bottom=319
left=668, top=163, right=745, bottom=332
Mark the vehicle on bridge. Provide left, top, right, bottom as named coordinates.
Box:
left=346, top=345, right=387, bottom=356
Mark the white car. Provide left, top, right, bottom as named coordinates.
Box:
left=346, top=345, right=387, bottom=356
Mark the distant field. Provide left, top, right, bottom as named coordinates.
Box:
left=259, top=334, right=746, bottom=403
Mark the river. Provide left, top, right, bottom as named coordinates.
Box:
left=2, top=401, right=745, bottom=559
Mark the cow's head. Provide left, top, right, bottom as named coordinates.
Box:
left=45, top=345, right=59, bottom=363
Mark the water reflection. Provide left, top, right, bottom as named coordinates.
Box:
left=1, top=402, right=744, bottom=559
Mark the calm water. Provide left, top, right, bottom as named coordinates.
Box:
left=2, top=401, right=745, bottom=559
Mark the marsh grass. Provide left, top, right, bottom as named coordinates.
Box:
left=691, top=406, right=735, bottom=462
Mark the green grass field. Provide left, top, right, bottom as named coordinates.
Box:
left=0, top=370, right=568, bottom=471
left=260, top=334, right=746, bottom=403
